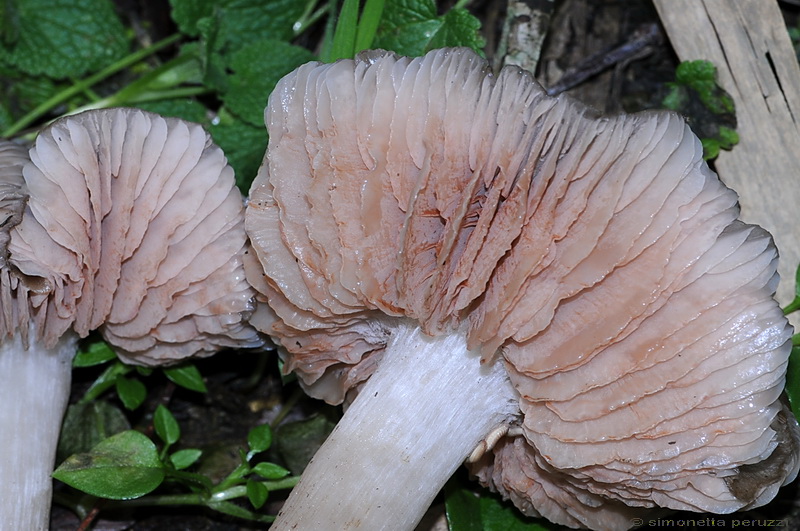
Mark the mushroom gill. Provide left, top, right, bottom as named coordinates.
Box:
left=245, top=48, right=798, bottom=530
left=0, top=108, right=262, bottom=530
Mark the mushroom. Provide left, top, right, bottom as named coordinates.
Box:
left=245, top=48, right=799, bottom=530
left=0, top=108, right=262, bottom=530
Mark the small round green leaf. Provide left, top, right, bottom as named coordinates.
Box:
left=73, top=341, right=117, bottom=367
left=163, top=363, right=208, bottom=393
left=154, top=404, right=181, bottom=446
left=115, top=376, right=146, bottom=410
left=53, top=430, right=165, bottom=499
left=246, top=479, right=269, bottom=509
left=170, top=448, right=202, bottom=470
left=247, top=424, right=272, bottom=455
left=251, top=462, right=290, bottom=480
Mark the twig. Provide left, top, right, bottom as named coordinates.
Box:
left=546, top=22, right=662, bottom=96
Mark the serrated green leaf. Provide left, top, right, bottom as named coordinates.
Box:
left=251, top=462, right=290, bottom=480
left=53, top=430, right=165, bottom=500
left=247, top=479, right=269, bottom=509
left=224, top=39, right=315, bottom=126
left=2, top=0, right=128, bottom=78
left=74, top=341, right=117, bottom=368
left=218, top=0, right=307, bottom=50
left=163, top=363, right=208, bottom=393
left=171, top=0, right=306, bottom=52
left=169, top=0, right=212, bottom=36
left=170, top=448, right=203, bottom=470
left=374, top=0, right=484, bottom=57
left=0, top=0, right=20, bottom=46
left=115, top=376, right=147, bottom=411
left=427, top=8, right=483, bottom=52
left=209, top=110, right=267, bottom=192
left=57, top=400, right=131, bottom=464
left=247, top=424, right=273, bottom=455
left=154, top=405, right=181, bottom=446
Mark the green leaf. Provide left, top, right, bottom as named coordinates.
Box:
left=171, top=0, right=307, bottom=52
left=787, top=345, right=800, bottom=420
left=796, top=261, right=800, bottom=299
left=154, top=405, right=181, bottom=446
left=355, top=0, right=386, bottom=52
left=2, top=0, right=128, bottom=78
left=478, top=494, right=551, bottom=531
left=246, top=479, right=269, bottom=509
left=445, top=480, right=554, bottom=531
left=444, top=481, right=483, bottom=531
left=427, top=8, right=483, bottom=52
left=80, top=361, right=133, bottom=404
left=163, top=363, right=208, bottom=393
left=209, top=109, right=267, bottom=192
left=57, top=400, right=131, bottom=464
left=251, top=462, right=290, bottom=480
left=74, top=341, right=117, bottom=368
left=115, top=376, right=147, bottom=411
left=207, top=499, right=275, bottom=523
left=169, top=0, right=211, bottom=36
left=0, top=0, right=21, bottom=46
left=274, top=413, right=336, bottom=475
left=224, top=39, right=316, bottom=126
left=170, top=448, right=203, bottom=470
left=374, top=0, right=484, bottom=57
left=247, top=424, right=273, bottom=455
left=135, top=98, right=209, bottom=125
left=53, top=430, right=165, bottom=500
left=329, top=0, right=360, bottom=61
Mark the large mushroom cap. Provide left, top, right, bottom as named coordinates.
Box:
left=6, top=108, right=262, bottom=363
left=246, top=48, right=798, bottom=528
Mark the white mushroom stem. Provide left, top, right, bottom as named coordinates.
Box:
left=272, top=322, right=520, bottom=531
left=0, top=330, right=78, bottom=531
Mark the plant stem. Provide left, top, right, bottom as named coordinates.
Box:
left=271, top=322, right=519, bottom=531
left=2, top=34, right=181, bottom=138
left=784, top=297, right=800, bottom=315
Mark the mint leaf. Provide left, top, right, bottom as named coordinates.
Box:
left=224, top=39, right=315, bottom=127
left=374, top=0, right=484, bottom=57
left=427, top=8, right=483, bottom=52
left=2, top=0, right=128, bottom=78
left=218, top=0, right=306, bottom=50
left=209, top=110, right=267, bottom=192
left=53, top=430, right=165, bottom=500
left=169, top=0, right=212, bottom=36
left=171, top=0, right=306, bottom=51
